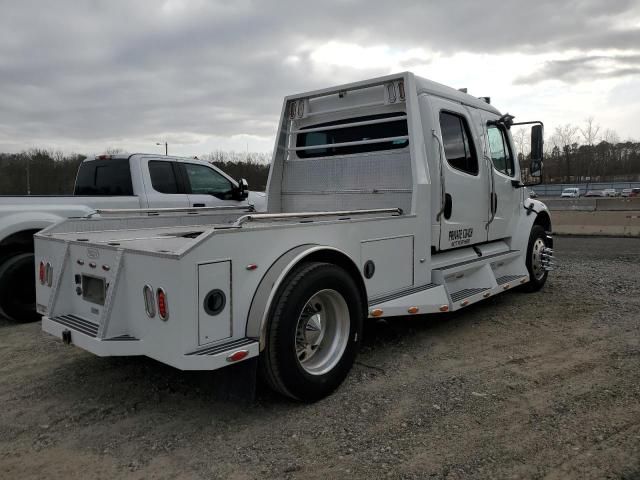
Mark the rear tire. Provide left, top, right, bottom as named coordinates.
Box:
left=0, top=252, right=40, bottom=322
left=260, top=262, right=363, bottom=402
left=522, top=225, right=549, bottom=292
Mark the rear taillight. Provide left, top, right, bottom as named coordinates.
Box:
left=143, top=285, right=155, bottom=318
left=157, top=288, right=168, bottom=320
left=39, top=261, right=46, bottom=284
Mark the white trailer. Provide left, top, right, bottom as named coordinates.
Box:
left=36, top=72, right=554, bottom=401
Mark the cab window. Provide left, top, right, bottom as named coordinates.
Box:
left=149, top=160, right=181, bottom=194
left=183, top=163, right=233, bottom=198
left=487, top=125, right=515, bottom=176
left=439, top=111, right=478, bottom=175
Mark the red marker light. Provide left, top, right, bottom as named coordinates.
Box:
left=157, top=288, right=169, bottom=320
left=39, top=261, right=46, bottom=284
left=227, top=350, right=249, bottom=362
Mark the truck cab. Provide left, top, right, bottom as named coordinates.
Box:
left=36, top=73, right=554, bottom=401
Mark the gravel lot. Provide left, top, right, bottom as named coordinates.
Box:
left=1, top=236, right=639, bottom=479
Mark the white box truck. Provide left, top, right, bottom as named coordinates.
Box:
left=35, top=72, right=554, bottom=401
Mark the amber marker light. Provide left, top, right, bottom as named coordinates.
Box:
left=370, top=309, right=383, bottom=317
left=407, top=306, right=419, bottom=314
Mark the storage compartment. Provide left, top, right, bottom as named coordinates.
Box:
left=361, top=235, right=414, bottom=297
left=197, top=261, right=232, bottom=345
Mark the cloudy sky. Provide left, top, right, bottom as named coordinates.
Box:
left=1, top=0, right=639, bottom=157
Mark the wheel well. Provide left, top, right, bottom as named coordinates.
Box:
left=534, top=211, right=551, bottom=232
left=302, top=249, right=368, bottom=314
left=0, top=229, right=39, bottom=254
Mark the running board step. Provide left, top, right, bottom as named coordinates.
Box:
left=49, top=314, right=99, bottom=338
left=450, top=287, right=490, bottom=302
left=186, top=338, right=255, bottom=356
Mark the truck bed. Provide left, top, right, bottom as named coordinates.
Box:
left=37, top=207, right=404, bottom=257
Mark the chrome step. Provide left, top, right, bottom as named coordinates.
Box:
left=450, top=287, right=490, bottom=302
left=49, top=314, right=99, bottom=337
left=186, top=338, right=255, bottom=356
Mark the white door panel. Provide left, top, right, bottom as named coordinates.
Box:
left=430, top=97, right=490, bottom=250
left=142, top=158, right=190, bottom=208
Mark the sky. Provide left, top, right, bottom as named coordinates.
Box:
left=1, top=0, right=639, bottom=158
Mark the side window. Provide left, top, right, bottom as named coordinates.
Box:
left=487, top=125, right=514, bottom=176
left=439, top=111, right=478, bottom=175
left=149, top=160, right=180, bottom=194
left=183, top=163, right=233, bottom=198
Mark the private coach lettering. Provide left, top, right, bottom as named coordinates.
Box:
left=449, top=228, right=473, bottom=246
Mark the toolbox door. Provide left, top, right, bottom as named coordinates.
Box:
left=197, top=261, right=232, bottom=345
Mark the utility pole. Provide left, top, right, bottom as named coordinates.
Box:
left=26, top=154, right=31, bottom=195
left=156, top=142, right=168, bottom=155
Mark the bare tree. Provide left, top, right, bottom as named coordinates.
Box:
left=551, top=124, right=579, bottom=149
left=579, top=117, right=601, bottom=146
left=512, top=127, right=529, bottom=156
left=104, top=147, right=124, bottom=154
left=602, top=129, right=620, bottom=144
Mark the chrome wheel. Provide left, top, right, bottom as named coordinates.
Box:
left=294, top=289, right=350, bottom=376
left=531, top=237, right=546, bottom=281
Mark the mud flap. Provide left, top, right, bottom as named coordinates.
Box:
left=209, top=357, right=258, bottom=402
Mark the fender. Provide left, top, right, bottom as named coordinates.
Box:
left=245, top=244, right=365, bottom=351
left=508, top=198, right=552, bottom=253
left=0, top=212, right=68, bottom=247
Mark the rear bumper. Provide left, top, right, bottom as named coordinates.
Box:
left=42, top=316, right=259, bottom=371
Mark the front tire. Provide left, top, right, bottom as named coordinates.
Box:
left=260, top=262, right=363, bottom=402
left=0, top=252, right=40, bottom=322
left=522, top=225, right=549, bottom=292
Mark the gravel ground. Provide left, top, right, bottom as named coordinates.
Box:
left=1, top=236, right=639, bottom=479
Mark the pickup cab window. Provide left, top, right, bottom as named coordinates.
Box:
left=183, top=163, right=233, bottom=198
left=74, top=158, right=133, bottom=195
left=149, top=160, right=181, bottom=194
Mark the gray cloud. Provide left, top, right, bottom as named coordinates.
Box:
left=515, top=55, right=640, bottom=84
left=0, top=0, right=639, bottom=151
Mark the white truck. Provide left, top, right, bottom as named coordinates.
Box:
left=36, top=72, right=554, bottom=401
left=0, top=154, right=264, bottom=322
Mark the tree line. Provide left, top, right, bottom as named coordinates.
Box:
left=1, top=118, right=638, bottom=195
left=0, top=149, right=271, bottom=195
left=515, top=118, right=640, bottom=183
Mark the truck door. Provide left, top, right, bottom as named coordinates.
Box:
left=482, top=117, right=521, bottom=241
left=430, top=97, right=490, bottom=250
left=142, top=159, right=190, bottom=208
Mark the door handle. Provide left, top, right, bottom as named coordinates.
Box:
left=193, top=203, right=205, bottom=207
left=444, top=193, right=452, bottom=220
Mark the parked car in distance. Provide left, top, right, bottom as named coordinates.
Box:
left=603, top=188, right=618, bottom=197
left=585, top=190, right=605, bottom=197
left=621, top=188, right=632, bottom=197
left=528, top=189, right=538, bottom=198
left=630, top=188, right=640, bottom=198
left=561, top=187, right=580, bottom=198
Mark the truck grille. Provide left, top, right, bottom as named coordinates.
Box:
left=49, top=314, right=99, bottom=337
